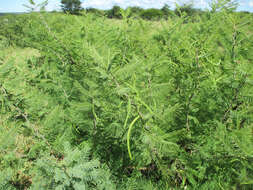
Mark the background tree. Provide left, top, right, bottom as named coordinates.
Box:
left=86, top=8, right=105, bottom=17
left=161, top=4, right=172, bottom=19
left=106, top=6, right=122, bottom=19
left=61, top=0, right=82, bottom=14
left=174, top=3, right=197, bottom=17
left=140, top=8, right=163, bottom=20
left=129, top=6, right=144, bottom=18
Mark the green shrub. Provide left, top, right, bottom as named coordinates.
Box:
left=0, top=8, right=253, bottom=189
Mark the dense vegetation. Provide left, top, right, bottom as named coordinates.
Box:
left=0, top=3, right=253, bottom=189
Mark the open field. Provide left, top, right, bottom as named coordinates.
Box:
left=0, top=10, right=253, bottom=189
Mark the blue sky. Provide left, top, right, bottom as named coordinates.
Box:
left=0, top=0, right=253, bottom=12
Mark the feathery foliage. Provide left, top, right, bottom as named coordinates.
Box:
left=0, top=5, right=253, bottom=189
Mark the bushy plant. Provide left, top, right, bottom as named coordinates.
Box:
left=30, top=142, right=115, bottom=190
left=0, top=6, right=253, bottom=189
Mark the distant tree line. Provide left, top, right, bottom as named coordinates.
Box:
left=86, top=4, right=206, bottom=20
left=60, top=0, right=208, bottom=19
left=61, top=0, right=252, bottom=20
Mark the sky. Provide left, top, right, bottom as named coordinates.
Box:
left=0, top=0, right=253, bottom=13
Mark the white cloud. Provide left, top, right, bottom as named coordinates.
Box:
left=249, top=1, right=253, bottom=7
